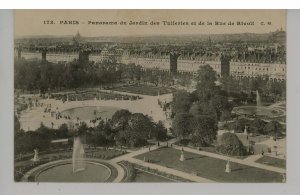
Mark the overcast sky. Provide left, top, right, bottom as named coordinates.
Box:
left=15, top=10, right=286, bottom=37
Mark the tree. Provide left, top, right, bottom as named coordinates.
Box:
left=77, top=122, right=88, bottom=136
left=111, top=109, right=132, bottom=130
left=176, top=75, right=192, bottom=87
left=234, top=118, right=250, bottom=133
left=220, top=109, right=232, bottom=123
left=172, top=112, right=193, bottom=139
left=56, top=123, right=69, bottom=138
left=14, top=114, right=21, bottom=135
left=216, top=132, right=247, bottom=156
left=195, top=65, right=217, bottom=102
left=249, top=77, right=265, bottom=92
left=210, top=94, right=231, bottom=119
left=112, top=111, right=163, bottom=147
left=263, top=121, right=283, bottom=138
left=128, top=113, right=154, bottom=139
left=190, top=115, right=218, bottom=146
left=189, top=102, right=217, bottom=119
left=152, top=121, right=168, bottom=141
left=249, top=118, right=266, bottom=135
left=172, top=90, right=192, bottom=114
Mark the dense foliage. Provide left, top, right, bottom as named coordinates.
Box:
left=216, top=132, right=247, bottom=156
left=172, top=65, right=226, bottom=146
left=263, top=120, right=283, bottom=138
left=14, top=109, right=167, bottom=155
left=14, top=58, right=181, bottom=93
left=220, top=76, right=286, bottom=104
left=14, top=123, right=71, bottom=155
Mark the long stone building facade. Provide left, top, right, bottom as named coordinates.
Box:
left=15, top=46, right=286, bottom=81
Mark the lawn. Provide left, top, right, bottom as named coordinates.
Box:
left=112, top=85, right=176, bottom=96
left=191, top=146, right=248, bottom=160
left=234, top=134, right=269, bottom=145
left=135, top=147, right=282, bottom=183
left=133, top=170, right=174, bottom=183
left=255, top=156, right=286, bottom=169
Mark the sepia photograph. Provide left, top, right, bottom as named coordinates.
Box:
left=13, top=10, right=286, bottom=183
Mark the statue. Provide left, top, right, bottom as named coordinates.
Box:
left=281, top=173, right=286, bottom=183
left=244, top=125, right=248, bottom=135
left=225, top=160, right=231, bottom=173
left=32, top=149, right=40, bottom=162
left=180, top=148, right=185, bottom=161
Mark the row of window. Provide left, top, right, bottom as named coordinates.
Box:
left=236, top=66, right=285, bottom=72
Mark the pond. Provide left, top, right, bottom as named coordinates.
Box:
left=61, top=106, right=119, bottom=120
left=36, top=162, right=111, bottom=182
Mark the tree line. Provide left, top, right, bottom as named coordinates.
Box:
left=14, top=109, right=167, bottom=155
left=171, top=65, right=233, bottom=147
left=14, top=58, right=179, bottom=93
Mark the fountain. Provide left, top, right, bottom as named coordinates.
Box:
left=72, top=136, right=86, bottom=173
left=24, top=121, right=116, bottom=182
left=232, top=90, right=284, bottom=119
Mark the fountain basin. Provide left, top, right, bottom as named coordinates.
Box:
left=232, top=106, right=284, bottom=118
left=23, top=159, right=117, bottom=182
left=61, top=106, right=119, bottom=120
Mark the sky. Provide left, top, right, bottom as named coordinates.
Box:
left=15, top=10, right=286, bottom=37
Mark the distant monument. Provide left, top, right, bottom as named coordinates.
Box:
left=225, top=160, right=231, bottom=173
left=180, top=148, right=185, bottom=161
left=32, top=149, right=40, bottom=162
